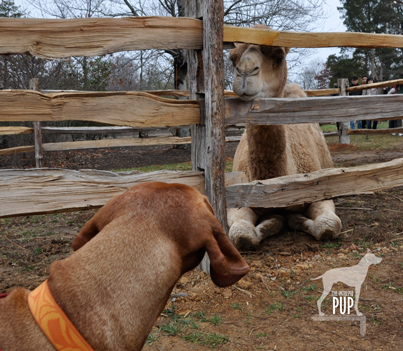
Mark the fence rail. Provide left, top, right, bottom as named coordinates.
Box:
left=0, top=90, right=199, bottom=127
left=2, top=17, right=403, bottom=59
left=223, top=26, right=403, bottom=49
left=347, top=79, right=403, bottom=93
left=0, top=169, right=246, bottom=218
left=0, top=136, right=192, bottom=155
left=224, top=95, right=403, bottom=126
left=348, top=128, right=403, bottom=135
left=1, top=93, right=402, bottom=155
left=0, top=17, right=203, bottom=58
left=2, top=92, right=402, bottom=127
left=226, top=158, right=403, bottom=208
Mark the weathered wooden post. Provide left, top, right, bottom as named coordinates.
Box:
left=187, top=0, right=228, bottom=273
left=338, top=78, right=350, bottom=144
left=29, top=78, right=44, bottom=167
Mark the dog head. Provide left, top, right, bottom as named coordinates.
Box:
left=363, top=252, right=382, bottom=265
left=72, top=182, right=250, bottom=287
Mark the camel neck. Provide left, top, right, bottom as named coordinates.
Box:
left=246, top=124, right=290, bottom=180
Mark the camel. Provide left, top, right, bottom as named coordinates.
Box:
left=227, top=30, right=342, bottom=249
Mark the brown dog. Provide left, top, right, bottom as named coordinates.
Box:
left=0, top=182, right=250, bottom=351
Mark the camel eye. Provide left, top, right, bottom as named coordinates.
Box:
left=273, top=58, right=283, bottom=67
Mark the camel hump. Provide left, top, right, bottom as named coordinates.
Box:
left=284, top=83, right=306, bottom=98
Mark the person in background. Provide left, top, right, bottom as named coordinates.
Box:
left=362, top=77, right=379, bottom=129
left=362, top=75, right=368, bottom=85
left=349, top=75, right=362, bottom=129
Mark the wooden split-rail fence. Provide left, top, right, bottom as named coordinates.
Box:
left=2, top=0, right=403, bottom=272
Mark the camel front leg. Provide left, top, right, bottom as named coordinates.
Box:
left=287, top=200, right=342, bottom=240
left=228, top=207, right=259, bottom=249
left=228, top=208, right=284, bottom=249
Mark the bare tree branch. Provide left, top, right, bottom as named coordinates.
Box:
left=224, top=0, right=242, bottom=17
left=122, top=0, right=139, bottom=16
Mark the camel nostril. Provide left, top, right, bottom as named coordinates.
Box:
left=250, top=67, right=259, bottom=76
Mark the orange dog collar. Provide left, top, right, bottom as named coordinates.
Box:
left=28, top=280, right=95, bottom=351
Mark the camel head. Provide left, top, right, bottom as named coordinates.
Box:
left=229, top=26, right=290, bottom=100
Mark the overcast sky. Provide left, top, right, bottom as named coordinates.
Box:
left=315, top=0, right=347, bottom=62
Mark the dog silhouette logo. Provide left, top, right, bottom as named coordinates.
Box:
left=312, top=252, right=382, bottom=316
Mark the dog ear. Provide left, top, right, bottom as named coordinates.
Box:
left=205, top=221, right=250, bottom=287
left=71, top=193, right=122, bottom=250
left=71, top=219, right=100, bottom=251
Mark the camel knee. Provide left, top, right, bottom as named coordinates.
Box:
left=229, top=219, right=260, bottom=250
left=227, top=207, right=258, bottom=227
left=311, top=212, right=342, bottom=240
left=303, top=201, right=342, bottom=240
left=286, top=212, right=341, bottom=241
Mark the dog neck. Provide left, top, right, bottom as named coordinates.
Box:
left=48, top=218, right=182, bottom=351
left=357, top=257, right=371, bottom=267
left=28, top=280, right=95, bottom=351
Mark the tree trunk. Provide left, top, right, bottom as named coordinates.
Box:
left=370, top=49, right=378, bottom=81
left=29, top=78, right=44, bottom=168
left=173, top=50, right=190, bottom=148
left=173, top=0, right=191, bottom=145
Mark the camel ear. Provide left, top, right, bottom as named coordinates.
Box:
left=229, top=50, right=240, bottom=67
left=260, top=45, right=288, bottom=65
left=205, top=222, right=250, bottom=287
left=229, top=43, right=248, bottom=67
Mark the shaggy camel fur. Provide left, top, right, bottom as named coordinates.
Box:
left=0, top=182, right=249, bottom=351
left=227, top=33, right=342, bottom=249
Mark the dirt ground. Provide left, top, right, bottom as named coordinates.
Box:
left=1, top=140, right=403, bottom=350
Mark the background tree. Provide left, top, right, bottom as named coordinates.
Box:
left=326, top=53, right=367, bottom=87
left=298, top=60, right=330, bottom=90
left=327, top=0, right=403, bottom=83
left=315, top=65, right=331, bottom=89
left=23, top=0, right=330, bottom=90
left=25, top=0, right=115, bottom=91
left=298, top=60, right=325, bottom=90
left=106, top=0, right=329, bottom=89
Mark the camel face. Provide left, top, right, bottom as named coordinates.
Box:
left=230, top=44, right=288, bottom=100
left=227, top=27, right=342, bottom=250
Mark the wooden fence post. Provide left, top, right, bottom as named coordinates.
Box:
left=338, top=78, right=350, bottom=144
left=29, top=78, right=44, bottom=168
left=187, top=0, right=228, bottom=273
